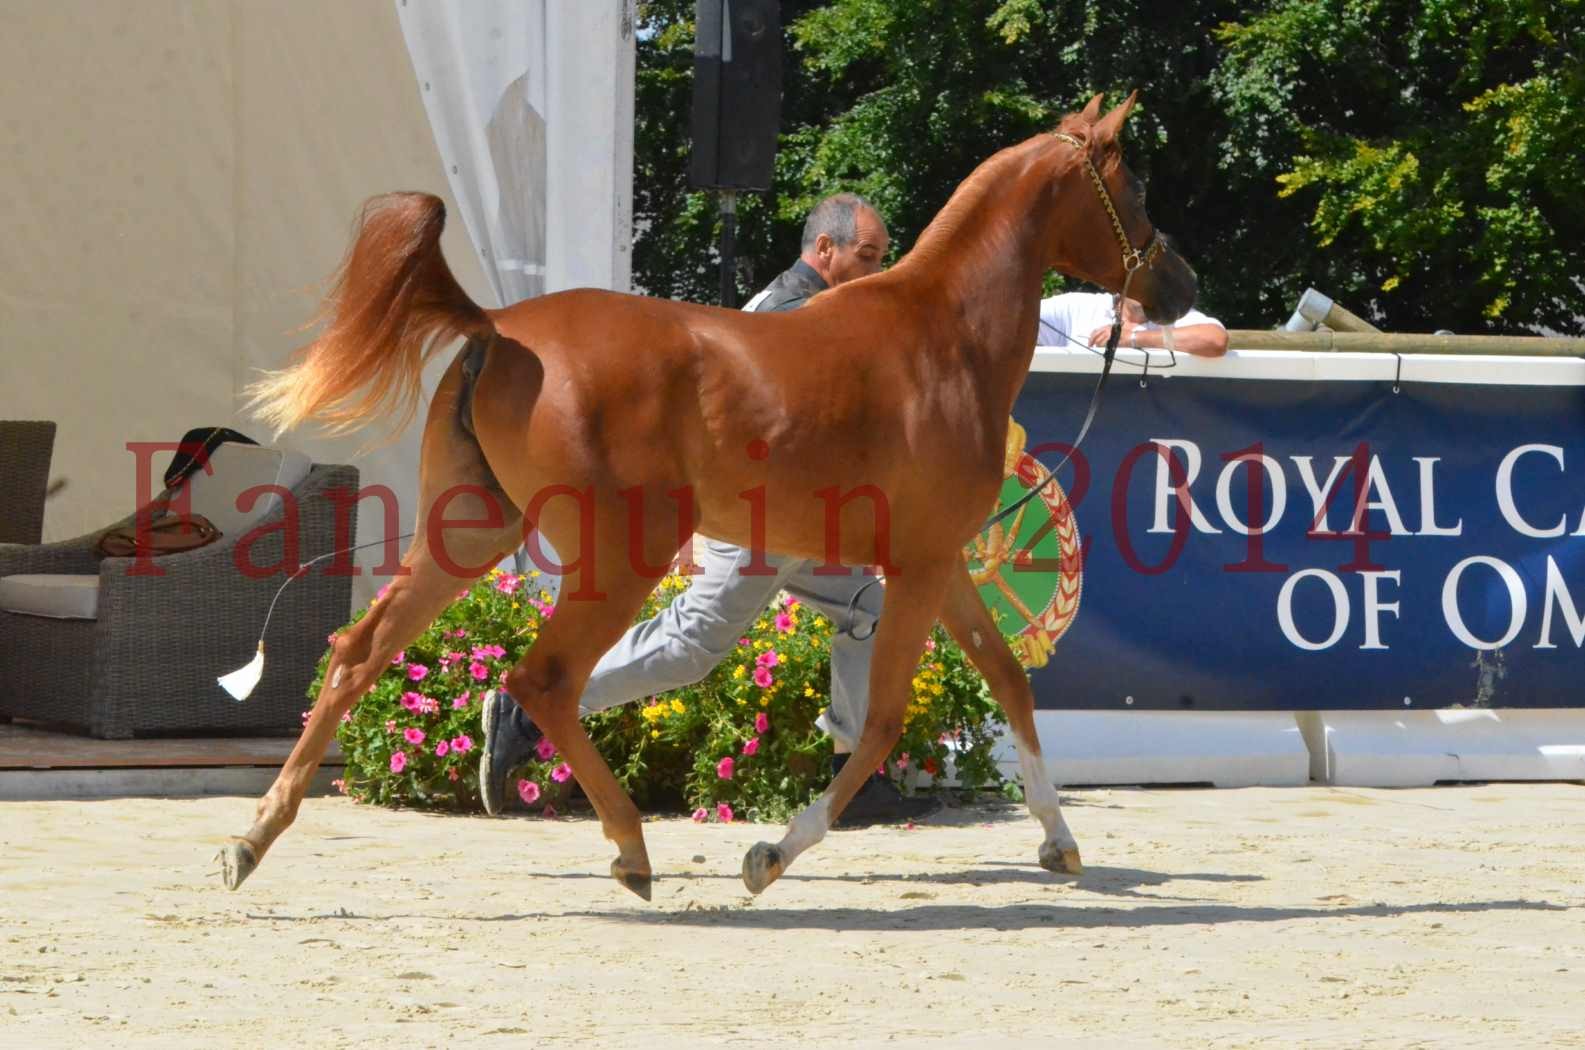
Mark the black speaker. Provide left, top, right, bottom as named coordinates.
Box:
left=689, top=0, right=782, bottom=191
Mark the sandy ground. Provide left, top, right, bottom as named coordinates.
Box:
left=2, top=784, right=1582, bottom=1050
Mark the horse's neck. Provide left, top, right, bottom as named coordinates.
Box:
left=897, top=142, right=1065, bottom=399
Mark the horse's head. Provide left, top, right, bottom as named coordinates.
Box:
left=1046, top=91, right=1198, bottom=325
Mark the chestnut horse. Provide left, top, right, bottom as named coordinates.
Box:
left=220, top=91, right=1196, bottom=899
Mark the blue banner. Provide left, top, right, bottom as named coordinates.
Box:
left=987, top=368, right=1585, bottom=710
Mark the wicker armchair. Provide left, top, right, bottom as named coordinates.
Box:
left=0, top=446, right=357, bottom=738
left=0, top=421, right=57, bottom=545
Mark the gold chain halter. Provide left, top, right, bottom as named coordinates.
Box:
left=1053, top=130, right=1165, bottom=276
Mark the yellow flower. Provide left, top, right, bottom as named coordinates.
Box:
left=736, top=698, right=746, bottom=706
left=670, top=698, right=686, bottom=715
left=512, top=601, right=519, bottom=609
left=732, top=665, right=747, bottom=680
left=489, top=567, right=503, bottom=577
left=529, top=569, right=540, bottom=577
left=650, top=729, right=660, bottom=739
left=803, top=686, right=815, bottom=698
left=931, top=683, right=944, bottom=695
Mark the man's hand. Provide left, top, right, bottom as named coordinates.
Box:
left=1087, top=319, right=1139, bottom=349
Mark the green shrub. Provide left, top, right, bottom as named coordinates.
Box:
left=315, top=568, right=1006, bottom=822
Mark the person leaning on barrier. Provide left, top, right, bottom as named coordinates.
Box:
left=1037, top=290, right=1228, bottom=357
left=479, top=192, right=941, bottom=827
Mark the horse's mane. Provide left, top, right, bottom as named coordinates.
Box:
left=893, top=113, right=1088, bottom=282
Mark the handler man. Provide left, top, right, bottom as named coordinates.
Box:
left=481, top=193, right=940, bottom=827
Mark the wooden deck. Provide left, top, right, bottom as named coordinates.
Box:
left=0, top=721, right=342, bottom=800
left=0, top=721, right=340, bottom=769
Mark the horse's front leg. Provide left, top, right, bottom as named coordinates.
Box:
left=742, top=560, right=954, bottom=894
left=938, top=558, right=1081, bottom=875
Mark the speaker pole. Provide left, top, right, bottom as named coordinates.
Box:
left=718, top=189, right=738, bottom=309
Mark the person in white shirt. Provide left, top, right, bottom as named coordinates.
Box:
left=1036, top=291, right=1228, bottom=357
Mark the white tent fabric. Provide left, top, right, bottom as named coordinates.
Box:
left=394, top=1, right=549, bottom=308
left=394, top=0, right=636, bottom=305
left=0, top=0, right=634, bottom=612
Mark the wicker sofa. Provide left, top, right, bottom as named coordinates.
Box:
left=0, top=420, right=57, bottom=545
left=0, top=443, right=357, bottom=738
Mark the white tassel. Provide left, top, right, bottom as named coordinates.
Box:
left=218, top=642, right=266, bottom=702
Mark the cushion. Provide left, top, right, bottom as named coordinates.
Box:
left=0, top=573, right=100, bottom=620
left=181, top=444, right=312, bottom=540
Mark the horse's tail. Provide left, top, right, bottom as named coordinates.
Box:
left=246, top=192, right=493, bottom=438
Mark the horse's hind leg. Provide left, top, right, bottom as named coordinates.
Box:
left=217, top=539, right=504, bottom=889
left=937, top=557, right=1081, bottom=875
left=219, top=352, right=521, bottom=889
left=501, top=560, right=665, bottom=900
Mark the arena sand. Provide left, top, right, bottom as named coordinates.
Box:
left=2, top=784, right=1582, bottom=1049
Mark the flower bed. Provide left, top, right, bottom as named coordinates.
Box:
left=316, top=569, right=1006, bottom=822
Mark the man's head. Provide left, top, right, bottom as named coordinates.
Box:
left=800, top=193, right=889, bottom=287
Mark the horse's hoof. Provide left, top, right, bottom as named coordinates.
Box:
left=1039, top=840, right=1083, bottom=877
left=742, top=842, right=785, bottom=895
left=216, top=838, right=258, bottom=891
left=611, top=858, right=653, bottom=902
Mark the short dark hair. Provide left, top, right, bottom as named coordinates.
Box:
left=801, top=192, right=879, bottom=253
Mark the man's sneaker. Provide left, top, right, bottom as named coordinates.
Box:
left=479, top=689, right=543, bottom=817
left=830, top=753, right=943, bottom=829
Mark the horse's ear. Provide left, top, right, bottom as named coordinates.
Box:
left=1080, top=92, right=1105, bottom=124
left=1094, top=89, right=1139, bottom=143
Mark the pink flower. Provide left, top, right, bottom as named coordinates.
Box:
left=400, top=691, right=422, bottom=713
left=434, top=740, right=450, bottom=757
left=340, top=711, right=352, bottom=724
left=716, top=756, right=735, bottom=780
left=406, top=663, right=429, bottom=682
left=469, top=660, right=489, bottom=681
left=755, top=650, right=779, bottom=669
left=495, top=574, right=520, bottom=595
left=453, top=628, right=468, bottom=639
left=384, top=720, right=397, bottom=733
left=741, top=737, right=759, bottom=757
left=418, top=696, right=440, bottom=715
left=300, top=710, right=310, bottom=725
left=541, top=604, right=556, bottom=619
left=390, top=649, right=404, bottom=666
left=782, top=596, right=799, bottom=611
left=774, top=612, right=793, bottom=633
left=452, top=692, right=471, bottom=709
left=326, top=632, right=338, bottom=645
left=403, top=727, right=425, bottom=746
left=518, top=779, right=541, bottom=804
left=447, top=768, right=459, bottom=782
left=895, top=752, right=910, bottom=771
left=331, top=778, right=346, bottom=794
left=542, top=804, right=558, bottom=820
left=752, top=666, right=773, bottom=689
left=754, top=712, right=769, bottom=734
left=691, top=807, right=708, bottom=823
left=535, top=737, right=557, bottom=762
left=550, top=762, right=573, bottom=783
left=738, top=637, right=751, bottom=648
left=451, top=735, right=473, bottom=754
left=389, top=751, right=407, bottom=774
left=716, top=803, right=734, bottom=823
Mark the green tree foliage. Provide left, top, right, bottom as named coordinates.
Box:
left=634, top=0, right=1582, bottom=333
left=1216, top=0, right=1583, bottom=331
